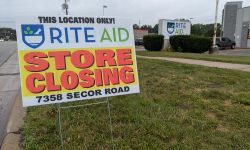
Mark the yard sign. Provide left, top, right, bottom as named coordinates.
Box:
left=16, top=16, right=140, bottom=107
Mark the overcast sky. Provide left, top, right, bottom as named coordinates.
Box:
left=1, top=0, right=250, bottom=28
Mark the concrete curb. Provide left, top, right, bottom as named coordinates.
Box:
left=0, top=53, right=19, bottom=76
left=0, top=51, right=23, bottom=150
left=1, top=90, right=26, bottom=150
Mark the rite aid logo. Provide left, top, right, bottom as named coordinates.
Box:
left=21, top=24, right=45, bottom=49
left=167, top=22, right=175, bottom=34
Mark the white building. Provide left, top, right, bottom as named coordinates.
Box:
left=222, top=1, right=250, bottom=48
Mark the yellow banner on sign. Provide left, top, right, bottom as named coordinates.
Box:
left=19, top=47, right=139, bottom=97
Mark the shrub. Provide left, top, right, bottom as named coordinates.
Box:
left=143, top=35, right=164, bottom=51
left=169, top=35, right=212, bottom=53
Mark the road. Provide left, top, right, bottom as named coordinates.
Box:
left=0, top=41, right=19, bottom=146
left=135, top=46, right=146, bottom=51
left=0, top=42, right=17, bottom=67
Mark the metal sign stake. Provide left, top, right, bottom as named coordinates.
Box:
left=107, top=97, right=115, bottom=150
left=57, top=98, right=115, bottom=150
left=58, top=103, right=64, bottom=150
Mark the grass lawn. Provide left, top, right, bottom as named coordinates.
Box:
left=23, top=58, right=250, bottom=149
left=137, top=51, right=250, bottom=65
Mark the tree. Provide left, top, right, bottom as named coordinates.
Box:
left=133, top=24, right=140, bottom=29
left=191, top=23, right=221, bottom=37
left=140, top=25, right=149, bottom=30
left=0, top=28, right=16, bottom=40
left=152, top=24, right=158, bottom=33
left=132, top=24, right=158, bottom=34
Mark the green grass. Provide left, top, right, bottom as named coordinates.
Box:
left=137, top=51, right=250, bottom=65
left=23, top=58, right=250, bottom=149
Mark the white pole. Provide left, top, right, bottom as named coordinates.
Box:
left=103, top=5, right=107, bottom=16
left=213, top=0, right=219, bottom=46
left=103, top=6, right=104, bottom=16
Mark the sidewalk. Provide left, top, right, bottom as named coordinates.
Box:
left=0, top=52, right=20, bottom=75
left=137, top=55, right=250, bottom=72
left=0, top=52, right=25, bottom=150
left=1, top=91, right=25, bottom=150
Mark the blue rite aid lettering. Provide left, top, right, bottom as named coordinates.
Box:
left=21, top=24, right=45, bottom=49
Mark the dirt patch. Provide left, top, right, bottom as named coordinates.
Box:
left=160, top=77, right=171, bottom=83
left=186, top=76, right=194, bottom=81
left=169, top=138, right=177, bottom=145
left=223, top=100, right=233, bottom=107
left=194, top=88, right=203, bottom=93
left=245, top=105, right=250, bottom=110
left=216, top=124, right=229, bottom=133
left=206, top=112, right=217, bottom=119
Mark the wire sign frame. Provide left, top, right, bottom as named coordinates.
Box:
left=57, top=97, right=115, bottom=150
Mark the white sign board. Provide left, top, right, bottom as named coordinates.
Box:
left=16, top=16, right=140, bottom=107
left=158, top=19, right=191, bottom=39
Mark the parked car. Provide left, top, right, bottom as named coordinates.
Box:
left=0, top=39, right=4, bottom=42
left=135, top=38, right=143, bottom=46
left=215, top=37, right=236, bottom=49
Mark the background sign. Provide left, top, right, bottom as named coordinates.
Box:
left=158, top=19, right=191, bottom=39
left=16, top=16, right=140, bottom=107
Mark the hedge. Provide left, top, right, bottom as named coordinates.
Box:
left=169, top=35, right=212, bottom=53
left=143, top=35, right=164, bottom=51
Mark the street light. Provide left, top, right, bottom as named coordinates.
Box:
left=212, top=0, right=219, bottom=53
left=103, top=5, right=108, bottom=16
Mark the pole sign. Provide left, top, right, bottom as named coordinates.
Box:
left=16, top=16, right=140, bottom=107
left=158, top=19, right=191, bottom=39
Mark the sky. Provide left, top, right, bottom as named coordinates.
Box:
left=0, top=0, right=250, bottom=28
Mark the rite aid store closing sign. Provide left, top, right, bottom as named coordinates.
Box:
left=158, top=19, right=191, bottom=39
left=16, top=16, right=140, bottom=107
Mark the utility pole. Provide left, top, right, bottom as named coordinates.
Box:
left=65, top=0, right=68, bottom=15
left=103, top=5, right=108, bottom=16
left=62, top=0, right=69, bottom=15
left=211, top=0, right=219, bottom=53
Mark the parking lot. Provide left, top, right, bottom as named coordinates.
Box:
left=219, top=49, right=250, bottom=56
left=136, top=46, right=250, bottom=57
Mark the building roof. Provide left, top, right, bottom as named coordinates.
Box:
left=225, top=1, right=243, bottom=8
left=225, top=1, right=242, bottom=5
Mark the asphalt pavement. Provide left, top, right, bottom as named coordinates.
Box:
left=0, top=41, right=20, bottom=146
left=0, top=42, right=17, bottom=67
left=135, top=46, right=146, bottom=51
left=135, top=46, right=250, bottom=57
left=219, top=49, right=250, bottom=56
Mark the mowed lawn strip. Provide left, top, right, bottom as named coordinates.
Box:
left=23, top=58, right=250, bottom=149
left=137, top=51, right=250, bottom=65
